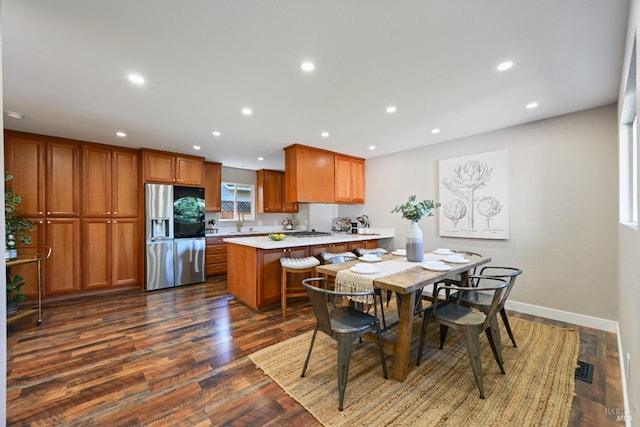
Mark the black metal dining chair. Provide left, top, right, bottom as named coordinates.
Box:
left=301, top=277, right=388, bottom=411
left=416, top=276, right=508, bottom=399
left=450, top=266, right=523, bottom=347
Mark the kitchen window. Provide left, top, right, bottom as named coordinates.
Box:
left=220, top=182, right=255, bottom=221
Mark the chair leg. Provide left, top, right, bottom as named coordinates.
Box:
left=500, top=308, right=517, bottom=347
left=416, top=313, right=429, bottom=366
left=485, top=326, right=506, bottom=375
left=301, top=327, right=318, bottom=377
left=336, top=334, right=357, bottom=411
left=281, top=269, right=287, bottom=317
left=375, top=324, right=389, bottom=379
left=489, top=315, right=504, bottom=365
left=439, top=324, right=449, bottom=349
left=462, top=328, right=485, bottom=399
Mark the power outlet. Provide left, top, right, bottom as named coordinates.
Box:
left=627, top=353, right=631, bottom=384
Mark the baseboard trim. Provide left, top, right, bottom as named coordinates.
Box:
left=616, top=323, right=633, bottom=427
left=505, top=300, right=618, bottom=332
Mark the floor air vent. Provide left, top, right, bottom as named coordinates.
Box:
left=575, top=360, right=594, bottom=383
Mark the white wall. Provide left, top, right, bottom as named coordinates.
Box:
left=618, top=0, right=640, bottom=421
left=363, top=105, right=619, bottom=321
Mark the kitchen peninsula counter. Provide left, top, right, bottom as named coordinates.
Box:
left=226, top=229, right=394, bottom=310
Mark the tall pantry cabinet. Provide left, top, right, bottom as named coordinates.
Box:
left=4, top=130, right=141, bottom=298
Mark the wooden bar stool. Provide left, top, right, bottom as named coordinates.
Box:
left=280, top=256, right=320, bottom=317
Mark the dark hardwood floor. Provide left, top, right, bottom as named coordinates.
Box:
left=6, top=276, right=624, bottom=426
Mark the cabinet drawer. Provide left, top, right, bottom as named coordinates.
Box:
left=206, top=244, right=227, bottom=255
left=206, top=253, right=227, bottom=265
left=206, top=263, right=227, bottom=275
left=206, top=236, right=225, bottom=245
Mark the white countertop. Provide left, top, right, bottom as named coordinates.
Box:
left=224, top=228, right=394, bottom=249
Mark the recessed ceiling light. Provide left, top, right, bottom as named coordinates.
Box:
left=301, top=62, right=315, bottom=72
left=258, top=157, right=264, bottom=161
left=431, top=128, right=440, bottom=134
left=496, top=61, right=513, bottom=72
left=128, top=73, right=146, bottom=85
left=526, top=102, right=539, bottom=109
left=212, top=131, right=221, bottom=137
left=241, top=107, right=253, bottom=116
left=193, top=145, right=201, bottom=150
left=369, top=145, right=376, bottom=150
left=386, top=106, right=397, bottom=114
left=321, top=132, right=330, bottom=138
left=116, top=131, right=126, bottom=137
left=6, top=111, right=23, bottom=120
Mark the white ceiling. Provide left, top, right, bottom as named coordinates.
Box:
left=2, top=0, right=630, bottom=171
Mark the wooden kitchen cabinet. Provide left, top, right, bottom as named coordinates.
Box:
left=335, top=155, right=365, bottom=203
left=4, top=131, right=46, bottom=218
left=111, top=218, right=140, bottom=287
left=82, top=145, right=139, bottom=217
left=284, top=144, right=335, bottom=203
left=81, top=218, right=140, bottom=290
left=45, top=218, right=81, bottom=295
left=227, top=243, right=309, bottom=310
left=257, top=169, right=298, bottom=213
left=46, top=139, right=81, bottom=217
left=204, top=161, right=222, bottom=212
left=309, top=242, right=350, bottom=256
left=348, top=239, right=379, bottom=252
left=205, top=236, right=227, bottom=276
left=142, top=148, right=204, bottom=186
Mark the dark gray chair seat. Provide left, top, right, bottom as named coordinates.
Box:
left=301, top=277, right=388, bottom=411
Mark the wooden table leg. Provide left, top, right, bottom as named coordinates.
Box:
left=393, top=290, right=416, bottom=381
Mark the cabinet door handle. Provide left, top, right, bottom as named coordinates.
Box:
left=38, top=220, right=44, bottom=224
left=47, top=221, right=51, bottom=224
left=113, top=220, right=117, bottom=224
left=47, top=211, right=51, bottom=215
left=107, top=211, right=111, bottom=215
left=107, top=220, right=111, bottom=224
left=113, top=211, right=117, bottom=215
left=38, top=211, right=43, bottom=215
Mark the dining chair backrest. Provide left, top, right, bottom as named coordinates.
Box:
left=478, top=266, right=522, bottom=306
left=454, top=276, right=509, bottom=330
left=302, top=277, right=378, bottom=336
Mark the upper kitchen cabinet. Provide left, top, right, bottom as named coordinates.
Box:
left=284, top=144, right=366, bottom=204
left=203, top=161, right=222, bottom=212
left=82, top=145, right=140, bottom=217
left=46, top=139, right=81, bottom=217
left=257, top=169, right=298, bottom=213
left=4, top=130, right=46, bottom=218
left=142, top=148, right=204, bottom=186
left=284, top=144, right=336, bottom=203
left=335, top=155, right=365, bottom=203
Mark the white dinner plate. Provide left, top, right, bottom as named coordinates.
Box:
left=392, top=250, right=407, bottom=256
left=358, top=256, right=382, bottom=262
left=433, top=249, right=455, bottom=255
left=421, top=263, right=453, bottom=272
left=350, top=265, right=381, bottom=274
left=444, top=256, right=469, bottom=263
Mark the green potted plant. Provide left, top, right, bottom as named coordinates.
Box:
left=6, top=274, right=26, bottom=317
left=5, top=173, right=34, bottom=315
left=207, top=217, right=217, bottom=232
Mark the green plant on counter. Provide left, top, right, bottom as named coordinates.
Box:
left=391, top=195, right=441, bottom=222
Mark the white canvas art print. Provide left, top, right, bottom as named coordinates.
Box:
left=438, top=150, right=509, bottom=239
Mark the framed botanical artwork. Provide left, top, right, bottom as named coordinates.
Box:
left=438, top=149, right=509, bottom=239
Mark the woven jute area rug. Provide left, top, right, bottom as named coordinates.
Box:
left=248, top=316, right=579, bottom=426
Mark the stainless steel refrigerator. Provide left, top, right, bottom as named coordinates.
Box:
left=145, top=184, right=206, bottom=291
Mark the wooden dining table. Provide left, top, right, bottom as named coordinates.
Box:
left=315, top=251, right=491, bottom=382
